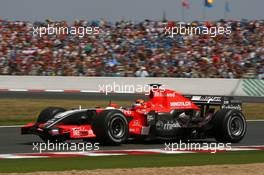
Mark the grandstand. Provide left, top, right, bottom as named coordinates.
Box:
left=0, top=19, right=263, bottom=79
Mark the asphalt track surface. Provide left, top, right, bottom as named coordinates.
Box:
left=0, top=121, right=263, bottom=154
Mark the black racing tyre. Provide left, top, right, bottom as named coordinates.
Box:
left=37, top=107, right=66, bottom=142
left=213, top=109, right=247, bottom=143
left=37, top=107, right=66, bottom=123
left=92, top=110, right=128, bottom=145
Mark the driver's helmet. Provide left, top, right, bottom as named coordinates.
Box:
left=133, top=99, right=145, bottom=108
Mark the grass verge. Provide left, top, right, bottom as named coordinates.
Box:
left=0, top=98, right=263, bottom=125
left=0, top=151, right=264, bottom=173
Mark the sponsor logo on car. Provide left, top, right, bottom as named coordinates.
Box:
left=191, top=96, right=222, bottom=103
left=156, top=120, right=181, bottom=130
left=170, top=101, right=191, bottom=107
left=156, top=120, right=164, bottom=130
left=154, top=92, right=176, bottom=98
left=163, top=121, right=181, bottom=130
left=72, top=127, right=89, bottom=136
left=132, top=120, right=141, bottom=127
left=147, top=114, right=155, bottom=122
left=221, top=104, right=242, bottom=110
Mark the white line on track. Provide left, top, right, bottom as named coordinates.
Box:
left=45, top=89, right=64, bottom=92
left=80, top=90, right=99, bottom=93
left=0, top=125, right=23, bottom=128
left=247, top=120, right=264, bottom=122
left=8, top=89, right=28, bottom=92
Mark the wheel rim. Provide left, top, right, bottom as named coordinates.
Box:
left=229, top=116, right=244, bottom=136
left=109, top=117, right=125, bottom=139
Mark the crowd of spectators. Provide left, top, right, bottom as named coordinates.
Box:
left=0, top=18, right=263, bottom=79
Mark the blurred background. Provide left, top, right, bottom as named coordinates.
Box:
left=0, top=0, right=263, bottom=79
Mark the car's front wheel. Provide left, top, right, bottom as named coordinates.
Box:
left=37, top=107, right=66, bottom=123
left=36, top=107, right=66, bottom=142
left=92, top=110, right=128, bottom=145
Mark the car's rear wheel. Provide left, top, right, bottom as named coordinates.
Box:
left=92, top=110, right=128, bottom=145
left=213, top=109, right=246, bottom=143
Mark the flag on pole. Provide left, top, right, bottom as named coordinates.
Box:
left=205, top=0, right=214, bottom=8
left=182, top=0, right=190, bottom=9
left=225, top=1, right=230, bottom=12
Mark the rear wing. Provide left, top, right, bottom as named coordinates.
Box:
left=184, top=95, right=242, bottom=111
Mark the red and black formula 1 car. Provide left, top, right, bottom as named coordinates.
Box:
left=21, top=85, right=247, bottom=145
